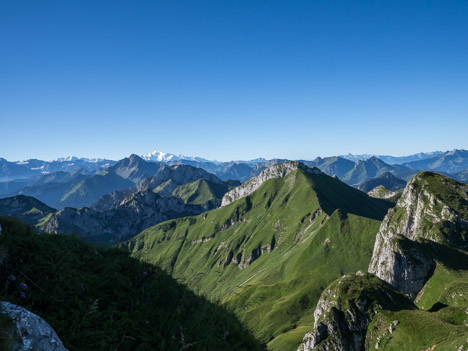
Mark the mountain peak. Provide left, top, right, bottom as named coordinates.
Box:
left=221, top=161, right=321, bottom=207
left=128, top=154, right=145, bottom=163
left=141, top=150, right=213, bottom=163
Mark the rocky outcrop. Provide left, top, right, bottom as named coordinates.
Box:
left=44, top=190, right=204, bottom=243
left=367, top=185, right=400, bottom=200
left=0, top=301, right=68, bottom=351
left=221, top=162, right=322, bottom=207
left=297, top=272, right=414, bottom=351
left=369, top=172, right=468, bottom=299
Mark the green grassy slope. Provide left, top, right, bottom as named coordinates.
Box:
left=124, top=169, right=393, bottom=350
left=171, top=179, right=230, bottom=207
left=0, top=217, right=263, bottom=351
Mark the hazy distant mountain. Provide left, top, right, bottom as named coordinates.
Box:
left=212, top=163, right=255, bottom=182
left=17, top=172, right=133, bottom=210
left=0, top=158, right=40, bottom=181
left=16, top=158, right=114, bottom=175
left=0, top=195, right=55, bottom=226
left=403, top=149, right=468, bottom=173
left=0, top=157, right=114, bottom=182
left=455, top=169, right=468, bottom=183
left=302, top=156, right=355, bottom=179
left=0, top=170, right=89, bottom=198
left=10, top=155, right=161, bottom=209
left=340, top=157, right=417, bottom=187
left=341, top=151, right=443, bottom=164
left=358, top=172, right=407, bottom=193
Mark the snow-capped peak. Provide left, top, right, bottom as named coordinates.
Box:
left=141, top=150, right=215, bottom=164
left=142, top=151, right=182, bottom=162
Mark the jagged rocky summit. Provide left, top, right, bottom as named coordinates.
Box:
left=221, top=161, right=322, bottom=207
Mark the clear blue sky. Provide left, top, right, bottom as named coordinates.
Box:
left=1, top=0, right=467, bottom=161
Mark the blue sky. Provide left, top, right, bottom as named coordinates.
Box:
left=1, top=0, right=467, bottom=161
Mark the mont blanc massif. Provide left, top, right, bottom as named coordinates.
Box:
left=0, top=149, right=467, bottom=351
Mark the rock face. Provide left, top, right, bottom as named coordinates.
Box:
left=369, top=171, right=468, bottom=299
left=0, top=301, right=68, bottom=351
left=221, top=161, right=322, bottom=207
left=44, top=189, right=204, bottom=243
left=297, top=273, right=413, bottom=351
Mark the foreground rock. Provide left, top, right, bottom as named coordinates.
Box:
left=0, top=301, right=68, bottom=351
left=297, top=273, right=414, bottom=351
left=368, top=171, right=468, bottom=299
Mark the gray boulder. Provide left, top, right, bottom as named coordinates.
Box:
left=0, top=301, right=67, bottom=351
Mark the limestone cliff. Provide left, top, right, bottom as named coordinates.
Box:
left=368, top=171, right=468, bottom=299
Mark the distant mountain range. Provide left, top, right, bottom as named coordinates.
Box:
left=340, top=151, right=444, bottom=164
left=1, top=150, right=467, bottom=211
left=1, top=155, right=467, bottom=350
left=0, top=148, right=467, bottom=245
left=0, top=157, right=114, bottom=182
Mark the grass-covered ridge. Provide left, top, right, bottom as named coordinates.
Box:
left=171, top=179, right=231, bottom=208
left=123, top=168, right=394, bottom=350
left=0, top=217, right=263, bottom=351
